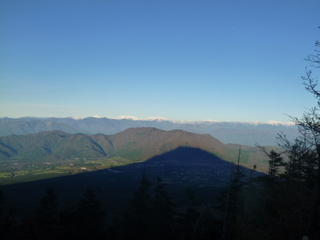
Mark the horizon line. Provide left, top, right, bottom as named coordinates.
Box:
left=0, top=115, right=296, bottom=126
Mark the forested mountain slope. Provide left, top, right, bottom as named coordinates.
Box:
left=0, top=117, right=298, bottom=146
left=0, top=128, right=229, bottom=161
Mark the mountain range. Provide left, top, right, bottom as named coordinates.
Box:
left=0, top=127, right=274, bottom=173
left=0, top=116, right=298, bottom=146
left=0, top=128, right=228, bottom=161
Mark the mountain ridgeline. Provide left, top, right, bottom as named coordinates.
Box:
left=0, top=117, right=298, bottom=146
left=0, top=128, right=229, bottom=162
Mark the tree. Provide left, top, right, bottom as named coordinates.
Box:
left=121, top=174, right=153, bottom=240
left=275, top=34, right=320, bottom=239
left=0, top=191, right=17, bottom=238
left=233, top=37, right=320, bottom=240
left=151, top=177, right=176, bottom=239
left=220, top=147, right=246, bottom=240
left=176, top=188, right=201, bottom=240
left=36, top=188, right=59, bottom=226
left=31, top=188, right=59, bottom=239
left=76, top=189, right=105, bottom=239
left=60, top=188, right=105, bottom=240
left=0, top=190, right=2, bottom=217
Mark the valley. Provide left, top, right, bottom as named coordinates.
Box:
left=0, top=126, right=312, bottom=240
left=0, top=128, right=271, bottom=186
left=0, top=147, right=252, bottom=220
left=0, top=126, right=278, bottom=239
left=0, top=156, right=132, bottom=185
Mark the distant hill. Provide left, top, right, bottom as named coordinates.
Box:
left=0, top=117, right=299, bottom=146
left=0, top=117, right=87, bottom=136
left=0, top=128, right=229, bottom=162
left=0, top=128, right=272, bottom=173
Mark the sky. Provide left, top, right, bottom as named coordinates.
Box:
left=1, top=0, right=319, bottom=122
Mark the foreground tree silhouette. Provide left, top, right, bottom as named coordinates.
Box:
left=36, top=188, right=59, bottom=225
left=60, top=188, right=105, bottom=240
left=120, top=175, right=178, bottom=240
left=176, top=188, right=201, bottom=240
left=0, top=191, right=17, bottom=239
left=34, top=188, right=59, bottom=239
left=252, top=33, right=320, bottom=240
left=220, top=147, right=246, bottom=240
left=151, top=177, right=176, bottom=239
left=121, top=174, right=153, bottom=240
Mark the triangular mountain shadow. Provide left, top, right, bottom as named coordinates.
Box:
left=145, top=146, right=231, bottom=165
left=141, top=147, right=264, bottom=187
left=0, top=147, right=264, bottom=220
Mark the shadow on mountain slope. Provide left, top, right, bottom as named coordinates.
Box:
left=0, top=147, right=263, bottom=219
left=146, top=146, right=228, bottom=164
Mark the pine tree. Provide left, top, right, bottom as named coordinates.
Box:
left=221, top=147, right=246, bottom=240
left=122, top=174, right=153, bottom=240
left=36, top=188, right=59, bottom=226
left=177, top=188, right=201, bottom=240
left=75, top=189, right=105, bottom=239
left=151, top=177, right=176, bottom=239
left=60, top=188, right=105, bottom=240
left=275, top=35, right=320, bottom=239
left=0, top=191, right=17, bottom=239
left=242, top=33, right=320, bottom=240
left=32, top=188, right=60, bottom=239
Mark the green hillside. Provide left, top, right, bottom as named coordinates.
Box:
left=0, top=127, right=271, bottom=185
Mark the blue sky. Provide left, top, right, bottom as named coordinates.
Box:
left=1, top=0, right=319, bottom=122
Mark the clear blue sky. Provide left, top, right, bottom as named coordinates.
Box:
left=1, top=0, right=319, bottom=122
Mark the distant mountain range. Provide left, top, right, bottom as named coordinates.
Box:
left=0, top=128, right=227, bottom=161
left=0, top=117, right=298, bottom=146
left=0, top=127, right=275, bottom=172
